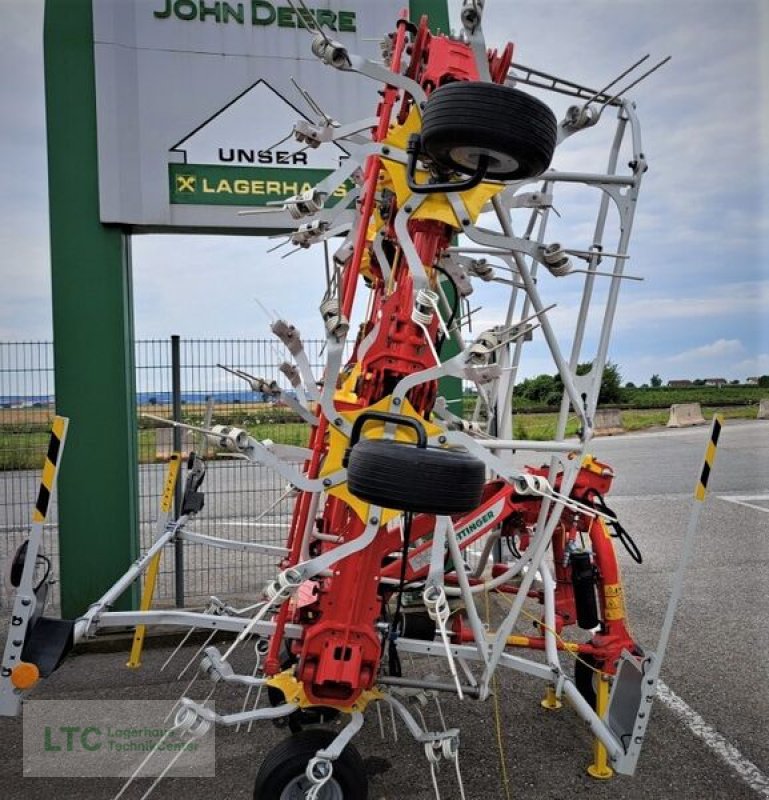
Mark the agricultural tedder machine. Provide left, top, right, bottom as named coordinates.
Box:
left=3, top=1, right=722, bottom=798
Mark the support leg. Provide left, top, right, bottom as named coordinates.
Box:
left=587, top=675, right=614, bottom=779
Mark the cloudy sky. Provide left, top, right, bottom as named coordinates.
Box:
left=1, top=0, right=767, bottom=385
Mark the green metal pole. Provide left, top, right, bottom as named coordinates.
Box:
left=408, top=0, right=461, bottom=409
left=44, top=0, right=139, bottom=618
left=409, top=0, right=451, bottom=31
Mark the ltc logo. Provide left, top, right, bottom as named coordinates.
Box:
left=44, top=725, right=102, bottom=752
left=175, top=175, right=196, bottom=192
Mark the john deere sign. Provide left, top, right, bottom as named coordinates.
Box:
left=92, top=0, right=404, bottom=230
left=153, top=1, right=357, bottom=30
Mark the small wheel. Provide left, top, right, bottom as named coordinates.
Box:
left=253, top=729, right=368, bottom=800
left=421, top=81, right=557, bottom=181
left=575, top=653, right=602, bottom=710
left=346, top=440, right=485, bottom=515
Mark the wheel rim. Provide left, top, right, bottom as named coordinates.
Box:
left=448, top=145, right=520, bottom=175
left=279, top=774, right=344, bottom=800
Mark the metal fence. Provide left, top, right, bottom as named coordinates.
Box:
left=1, top=338, right=337, bottom=610
left=0, top=342, right=58, bottom=607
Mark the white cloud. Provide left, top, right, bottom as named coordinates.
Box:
left=628, top=338, right=762, bottom=382
left=613, top=282, right=769, bottom=332
left=469, top=276, right=768, bottom=336
left=131, top=234, right=331, bottom=339
left=661, top=338, right=744, bottom=365
left=732, top=354, right=769, bottom=377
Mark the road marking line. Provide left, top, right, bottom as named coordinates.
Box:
left=718, top=494, right=769, bottom=514
left=609, top=493, right=691, bottom=502
left=596, top=427, right=723, bottom=442
left=658, top=681, right=769, bottom=798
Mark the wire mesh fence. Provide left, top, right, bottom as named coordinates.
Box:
left=135, top=337, right=340, bottom=604
left=0, top=342, right=58, bottom=606
left=1, top=338, right=340, bottom=610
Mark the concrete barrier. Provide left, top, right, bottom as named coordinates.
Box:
left=758, top=398, right=769, bottom=420
left=666, top=403, right=706, bottom=428
left=593, top=408, right=624, bottom=436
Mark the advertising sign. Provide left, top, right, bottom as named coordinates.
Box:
left=92, top=0, right=406, bottom=230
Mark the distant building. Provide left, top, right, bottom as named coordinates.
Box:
left=746, top=377, right=759, bottom=385
left=704, top=378, right=727, bottom=387
left=667, top=380, right=693, bottom=388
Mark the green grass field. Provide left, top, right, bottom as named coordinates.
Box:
left=622, top=385, right=765, bottom=408
left=511, top=405, right=755, bottom=441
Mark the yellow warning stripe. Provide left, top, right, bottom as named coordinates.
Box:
left=160, top=454, right=181, bottom=514
left=694, top=415, right=723, bottom=502
left=603, top=582, right=625, bottom=620
left=127, top=454, right=181, bottom=669
left=32, top=416, right=68, bottom=523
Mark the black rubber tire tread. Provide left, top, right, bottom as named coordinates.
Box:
left=421, top=81, right=557, bottom=180
left=253, top=729, right=368, bottom=799
left=575, top=653, right=600, bottom=710
left=346, top=439, right=485, bottom=515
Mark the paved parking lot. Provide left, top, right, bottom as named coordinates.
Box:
left=0, top=421, right=767, bottom=799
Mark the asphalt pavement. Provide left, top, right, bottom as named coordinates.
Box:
left=0, top=420, right=767, bottom=799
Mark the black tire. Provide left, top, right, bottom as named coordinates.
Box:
left=346, top=439, right=485, bottom=515
left=253, top=729, right=368, bottom=800
left=421, top=81, right=557, bottom=181
left=575, top=653, right=601, bottom=710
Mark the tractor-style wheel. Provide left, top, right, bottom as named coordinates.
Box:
left=346, top=439, right=485, bottom=515
left=420, top=81, right=558, bottom=181
left=253, top=729, right=368, bottom=799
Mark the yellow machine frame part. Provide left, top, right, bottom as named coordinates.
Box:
left=266, top=669, right=383, bottom=715
left=380, top=106, right=506, bottom=229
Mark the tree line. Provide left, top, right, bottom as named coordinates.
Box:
left=514, top=362, right=624, bottom=406
left=512, top=365, right=769, bottom=407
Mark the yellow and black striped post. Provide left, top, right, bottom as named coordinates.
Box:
left=126, top=453, right=181, bottom=669
left=602, top=415, right=727, bottom=774
left=0, top=416, right=69, bottom=716
left=695, top=415, right=722, bottom=502
left=654, top=414, right=724, bottom=668
left=32, top=415, right=69, bottom=524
